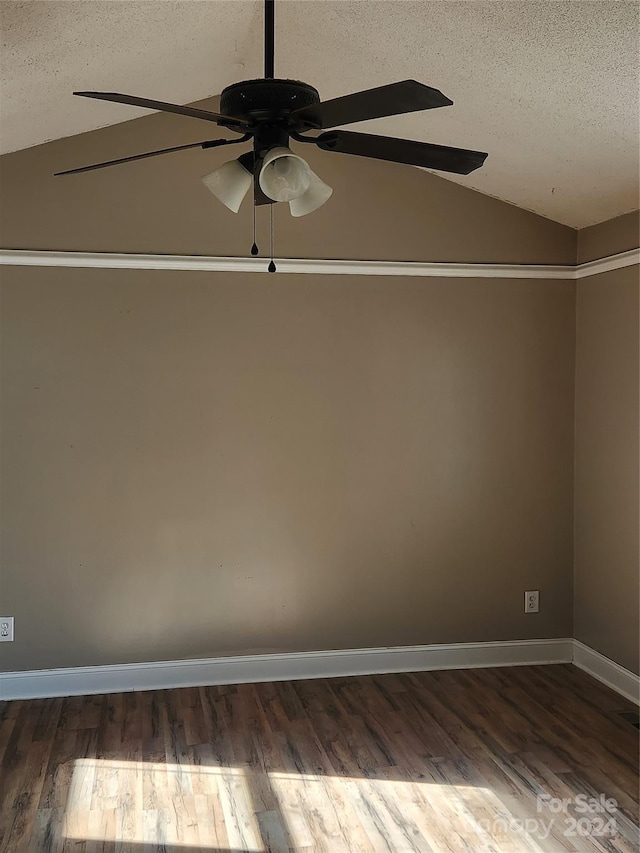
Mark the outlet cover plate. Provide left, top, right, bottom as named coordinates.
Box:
left=0, top=617, right=14, bottom=642
left=524, top=591, right=539, bottom=614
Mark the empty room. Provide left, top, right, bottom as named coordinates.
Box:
left=0, top=1, right=639, bottom=851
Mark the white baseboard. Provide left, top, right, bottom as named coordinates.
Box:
left=572, top=640, right=640, bottom=705
left=0, top=638, right=573, bottom=701
left=3, top=638, right=637, bottom=703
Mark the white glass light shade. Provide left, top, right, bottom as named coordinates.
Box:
left=289, top=169, right=333, bottom=217
left=259, top=147, right=311, bottom=202
left=202, top=159, right=252, bottom=213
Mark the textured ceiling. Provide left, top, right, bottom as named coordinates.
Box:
left=1, top=0, right=638, bottom=228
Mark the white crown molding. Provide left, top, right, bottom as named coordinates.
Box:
left=0, top=249, right=574, bottom=278
left=0, top=638, right=573, bottom=700
left=574, top=248, right=640, bottom=279
left=0, top=248, right=637, bottom=279
left=572, top=640, right=640, bottom=705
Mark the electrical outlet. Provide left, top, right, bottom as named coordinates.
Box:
left=0, top=617, right=14, bottom=642
left=524, top=591, right=539, bottom=614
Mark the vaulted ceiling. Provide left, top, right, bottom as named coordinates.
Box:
left=1, top=0, right=638, bottom=228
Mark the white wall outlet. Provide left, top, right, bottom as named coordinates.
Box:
left=524, top=591, right=539, bottom=613
left=0, top=617, right=14, bottom=642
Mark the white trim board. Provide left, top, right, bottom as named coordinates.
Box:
left=573, top=640, right=640, bottom=706
left=0, top=248, right=637, bottom=279
left=3, top=639, right=637, bottom=703
left=0, top=638, right=574, bottom=701
left=575, top=248, right=640, bottom=279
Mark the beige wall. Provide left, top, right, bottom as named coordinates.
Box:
left=577, top=210, right=640, bottom=263
left=4, top=111, right=638, bottom=677
left=574, top=264, right=640, bottom=674
left=0, top=266, right=575, bottom=671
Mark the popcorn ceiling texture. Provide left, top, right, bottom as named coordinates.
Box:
left=1, top=0, right=638, bottom=228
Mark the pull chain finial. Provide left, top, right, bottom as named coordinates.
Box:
left=250, top=202, right=259, bottom=255
left=268, top=203, right=276, bottom=273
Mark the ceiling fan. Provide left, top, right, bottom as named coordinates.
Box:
left=56, top=0, right=487, bottom=267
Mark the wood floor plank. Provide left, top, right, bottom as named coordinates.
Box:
left=0, top=664, right=637, bottom=852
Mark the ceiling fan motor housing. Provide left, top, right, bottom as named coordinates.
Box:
left=220, top=79, right=321, bottom=129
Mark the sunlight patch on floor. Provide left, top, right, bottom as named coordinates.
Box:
left=64, top=758, right=539, bottom=852
left=64, top=759, right=265, bottom=850
left=266, top=771, right=530, bottom=852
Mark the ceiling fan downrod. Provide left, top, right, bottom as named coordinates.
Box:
left=265, top=0, right=275, bottom=79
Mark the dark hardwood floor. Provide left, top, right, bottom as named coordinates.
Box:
left=0, top=663, right=638, bottom=852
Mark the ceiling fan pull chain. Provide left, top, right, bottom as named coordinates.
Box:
left=268, top=204, right=276, bottom=273
left=251, top=203, right=259, bottom=256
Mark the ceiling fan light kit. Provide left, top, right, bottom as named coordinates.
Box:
left=202, top=158, right=253, bottom=213
left=57, top=0, right=487, bottom=271
left=258, top=147, right=312, bottom=202
left=289, top=170, right=333, bottom=218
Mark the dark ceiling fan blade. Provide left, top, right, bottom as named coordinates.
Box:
left=54, top=136, right=251, bottom=176
left=290, top=80, right=452, bottom=130
left=73, top=92, right=249, bottom=127
left=315, top=130, right=487, bottom=175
